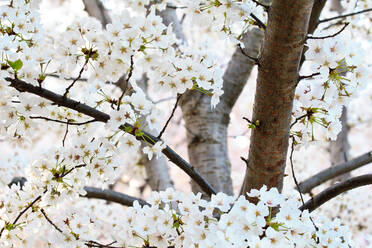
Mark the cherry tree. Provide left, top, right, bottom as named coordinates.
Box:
left=0, top=0, right=371, bottom=247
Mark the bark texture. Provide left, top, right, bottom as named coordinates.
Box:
left=242, top=0, right=314, bottom=193
left=180, top=29, right=264, bottom=195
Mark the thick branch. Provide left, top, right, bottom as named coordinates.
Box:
left=120, top=123, right=216, bottom=196
left=83, top=187, right=149, bottom=207
left=242, top=0, right=314, bottom=193
left=300, top=174, right=372, bottom=212
left=298, top=151, right=372, bottom=193
left=8, top=177, right=149, bottom=207
left=7, top=77, right=110, bottom=121
left=6, top=77, right=216, bottom=196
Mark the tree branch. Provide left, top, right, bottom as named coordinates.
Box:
left=300, top=174, right=372, bottom=212
left=29, top=116, right=98, bottom=126
left=298, top=151, right=372, bottom=193
left=40, top=208, right=63, bottom=233
left=83, top=187, right=149, bottom=207
left=120, top=123, right=216, bottom=196
left=157, top=94, right=182, bottom=139
left=307, top=22, right=349, bottom=39
left=319, top=7, right=372, bottom=24
left=6, top=77, right=216, bottom=196
left=7, top=77, right=111, bottom=121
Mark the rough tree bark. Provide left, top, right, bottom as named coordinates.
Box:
left=83, top=0, right=173, bottom=191
left=242, top=0, right=315, bottom=193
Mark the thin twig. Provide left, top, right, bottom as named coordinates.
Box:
left=0, top=193, right=43, bottom=238
left=290, top=137, right=306, bottom=206
left=298, top=72, right=321, bottom=81
left=63, top=59, right=89, bottom=98
left=290, top=136, right=318, bottom=231
left=29, top=116, right=98, bottom=126
left=85, top=240, right=122, bottom=248
left=319, top=7, right=372, bottom=23
left=238, top=44, right=260, bottom=65
left=250, top=0, right=270, bottom=11
left=46, top=73, right=88, bottom=82
left=62, top=120, right=70, bottom=147
left=307, top=22, right=349, bottom=40
left=40, top=208, right=63, bottom=233
left=117, top=55, right=134, bottom=111
left=250, top=13, right=266, bottom=30
left=61, top=164, right=87, bottom=178
left=300, top=174, right=372, bottom=212
left=157, top=94, right=182, bottom=139
left=290, top=113, right=309, bottom=129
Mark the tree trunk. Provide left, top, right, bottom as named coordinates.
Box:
left=242, top=0, right=314, bottom=193
left=180, top=29, right=264, bottom=195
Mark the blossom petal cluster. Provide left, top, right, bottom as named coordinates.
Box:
left=292, top=25, right=370, bottom=143
left=0, top=183, right=354, bottom=247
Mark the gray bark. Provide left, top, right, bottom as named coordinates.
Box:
left=300, top=174, right=372, bottom=212
left=298, top=151, right=372, bottom=193
left=180, top=29, right=264, bottom=195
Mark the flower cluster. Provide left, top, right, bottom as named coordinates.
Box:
left=0, top=0, right=370, bottom=247
left=292, top=25, right=370, bottom=143
left=173, top=0, right=267, bottom=43
left=0, top=185, right=354, bottom=247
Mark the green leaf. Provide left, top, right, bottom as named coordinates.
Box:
left=124, top=126, right=132, bottom=133
left=5, top=223, right=15, bottom=231
left=7, top=59, right=23, bottom=71
left=248, top=123, right=256, bottom=129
